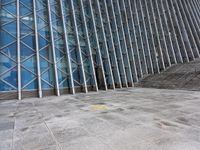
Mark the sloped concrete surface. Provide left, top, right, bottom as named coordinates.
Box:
left=0, top=88, right=200, bottom=150
left=137, top=59, right=200, bottom=91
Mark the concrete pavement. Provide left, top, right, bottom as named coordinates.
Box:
left=0, top=88, right=200, bottom=150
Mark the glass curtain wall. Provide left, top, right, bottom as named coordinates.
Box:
left=0, top=0, right=200, bottom=99
left=0, top=1, right=17, bottom=93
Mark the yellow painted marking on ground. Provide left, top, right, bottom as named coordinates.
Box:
left=90, top=105, right=108, bottom=111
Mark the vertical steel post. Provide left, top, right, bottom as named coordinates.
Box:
left=186, top=0, right=200, bottom=39
left=100, top=0, right=122, bottom=87
left=47, top=0, right=60, bottom=96
left=172, top=0, right=195, bottom=61
left=141, top=0, right=160, bottom=73
left=132, top=0, right=148, bottom=74
left=176, top=0, right=199, bottom=58
left=148, top=0, right=165, bottom=70
left=138, top=0, right=154, bottom=74
left=181, top=0, right=200, bottom=54
left=79, top=0, right=98, bottom=91
left=126, top=0, right=143, bottom=78
left=33, top=0, right=42, bottom=98
left=94, top=0, right=116, bottom=89
left=163, top=0, right=183, bottom=63
left=17, top=0, right=21, bottom=100
left=190, top=0, right=200, bottom=26
left=59, top=0, right=75, bottom=94
left=167, top=0, right=189, bottom=62
left=153, top=0, right=171, bottom=67
left=119, top=0, right=139, bottom=81
left=70, top=0, right=88, bottom=93
left=105, top=0, right=128, bottom=87
left=88, top=0, right=108, bottom=90
left=159, top=0, right=177, bottom=64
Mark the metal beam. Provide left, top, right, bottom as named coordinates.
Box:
left=112, top=0, right=134, bottom=86
left=138, top=0, right=154, bottom=74
left=190, top=0, right=200, bottom=27
left=79, top=0, right=98, bottom=91
left=153, top=0, right=171, bottom=67
left=33, top=0, right=42, bottom=98
left=47, top=0, right=60, bottom=96
left=131, top=0, right=148, bottom=75
left=158, top=0, right=177, bottom=64
left=186, top=0, right=200, bottom=40
left=167, top=0, right=189, bottom=62
left=148, top=0, right=165, bottom=70
left=99, top=0, right=122, bottom=88
left=172, top=0, right=195, bottom=61
left=93, top=0, right=115, bottom=89
left=59, top=0, right=75, bottom=94
left=88, top=0, right=108, bottom=90
left=119, top=0, right=139, bottom=81
left=125, top=0, right=143, bottom=78
left=176, top=0, right=199, bottom=58
left=181, top=0, right=200, bottom=54
left=141, top=0, right=160, bottom=73
left=105, top=0, right=128, bottom=87
left=69, top=0, right=88, bottom=93
left=17, top=0, right=21, bottom=100
left=162, top=0, right=183, bottom=63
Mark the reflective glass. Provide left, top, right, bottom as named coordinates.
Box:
left=0, top=1, right=17, bottom=91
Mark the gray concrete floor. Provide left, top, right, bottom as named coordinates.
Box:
left=1, top=88, right=200, bottom=150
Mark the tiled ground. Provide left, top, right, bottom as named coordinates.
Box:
left=0, top=88, right=200, bottom=150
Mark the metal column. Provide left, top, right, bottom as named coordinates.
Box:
left=172, top=0, right=195, bottom=61
left=33, top=0, right=42, bottom=98
left=163, top=0, right=183, bottom=63
left=118, top=0, right=139, bottom=82
left=167, top=0, right=189, bottom=62
left=105, top=0, right=128, bottom=87
left=125, top=0, right=143, bottom=78
left=158, top=0, right=177, bottom=64
left=148, top=0, right=165, bottom=70
left=17, top=0, right=21, bottom=100
left=141, top=0, right=160, bottom=73
left=131, top=0, right=148, bottom=75
left=59, top=0, right=75, bottom=94
left=99, top=0, right=122, bottom=87
left=47, top=0, right=60, bottom=96
left=90, top=0, right=115, bottom=89
left=79, top=0, right=98, bottom=91
left=87, top=0, right=108, bottom=90
left=176, top=0, right=199, bottom=58
left=137, top=0, right=154, bottom=74
left=69, top=0, right=88, bottom=93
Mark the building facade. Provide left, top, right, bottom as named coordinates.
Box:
left=0, top=0, right=200, bottom=100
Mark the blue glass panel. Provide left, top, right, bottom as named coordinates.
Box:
left=2, top=22, right=17, bottom=37
left=0, top=31, right=15, bottom=48
left=21, top=68, right=36, bottom=87
left=0, top=54, right=16, bottom=72
left=2, top=68, right=17, bottom=88
left=41, top=81, right=52, bottom=89
left=21, top=35, right=35, bottom=49
left=24, top=79, right=38, bottom=90
left=40, top=57, right=50, bottom=73
left=38, top=35, right=49, bottom=49
left=1, top=43, right=17, bottom=61
left=4, top=3, right=17, bottom=15
left=40, top=47, right=52, bottom=61
left=20, top=43, right=34, bottom=60
left=22, top=56, right=37, bottom=73
left=41, top=69, right=54, bottom=85
left=0, top=81, right=15, bottom=91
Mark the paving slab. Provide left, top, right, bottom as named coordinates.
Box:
left=0, top=88, right=200, bottom=150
